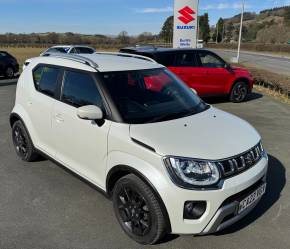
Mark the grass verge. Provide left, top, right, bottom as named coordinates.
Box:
left=254, top=85, right=290, bottom=104
left=247, top=66, right=290, bottom=104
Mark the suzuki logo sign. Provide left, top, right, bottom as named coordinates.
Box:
left=178, top=6, right=195, bottom=24
left=173, top=0, right=199, bottom=48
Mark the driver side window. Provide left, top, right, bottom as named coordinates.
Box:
left=198, top=52, right=225, bottom=68
left=61, top=70, right=104, bottom=109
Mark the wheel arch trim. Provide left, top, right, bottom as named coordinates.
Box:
left=106, top=164, right=172, bottom=233
left=10, top=112, right=36, bottom=148
left=10, top=112, right=23, bottom=128
left=232, top=77, right=250, bottom=90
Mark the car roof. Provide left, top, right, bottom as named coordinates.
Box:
left=51, top=45, right=72, bottom=48
left=30, top=53, right=164, bottom=72
left=81, top=53, right=163, bottom=72
left=121, top=46, right=209, bottom=54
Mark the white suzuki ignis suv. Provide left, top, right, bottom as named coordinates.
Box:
left=10, top=52, right=268, bottom=245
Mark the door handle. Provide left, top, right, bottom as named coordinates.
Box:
left=55, top=114, right=64, bottom=123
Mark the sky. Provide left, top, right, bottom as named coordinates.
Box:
left=0, top=0, right=290, bottom=35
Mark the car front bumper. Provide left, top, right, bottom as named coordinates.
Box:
left=160, top=154, right=268, bottom=235
left=201, top=175, right=266, bottom=234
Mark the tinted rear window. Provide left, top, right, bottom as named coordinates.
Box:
left=155, top=53, right=175, bottom=67
left=33, top=66, right=60, bottom=97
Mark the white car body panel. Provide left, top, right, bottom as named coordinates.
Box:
left=52, top=100, right=112, bottom=187
left=130, top=107, right=261, bottom=160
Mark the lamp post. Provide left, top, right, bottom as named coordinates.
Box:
left=236, top=0, right=245, bottom=63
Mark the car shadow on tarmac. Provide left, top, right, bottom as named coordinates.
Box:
left=203, top=92, right=263, bottom=105
left=216, top=154, right=286, bottom=236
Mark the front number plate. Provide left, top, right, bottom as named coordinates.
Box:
left=238, top=183, right=266, bottom=214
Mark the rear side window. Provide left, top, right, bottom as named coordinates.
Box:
left=175, top=52, right=197, bottom=67
left=74, top=47, right=95, bottom=54
left=33, top=66, right=60, bottom=97
left=61, top=70, right=103, bottom=108
left=155, top=53, right=175, bottom=67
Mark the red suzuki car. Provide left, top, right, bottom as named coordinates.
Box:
left=120, top=47, right=254, bottom=102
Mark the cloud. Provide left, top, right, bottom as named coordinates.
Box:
left=135, top=6, right=173, bottom=14
left=201, top=2, right=252, bottom=11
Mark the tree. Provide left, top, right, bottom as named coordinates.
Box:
left=47, top=32, right=59, bottom=44
left=212, top=18, right=224, bottom=43
left=159, top=16, right=173, bottom=42
left=138, top=32, right=154, bottom=43
left=225, top=22, right=234, bottom=42
left=118, top=31, right=130, bottom=44
left=285, top=7, right=290, bottom=25
left=199, top=13, right=210, bottom=43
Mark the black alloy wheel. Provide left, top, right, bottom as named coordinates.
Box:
left=13, top=125, right=28, bottom=158
left=12, top=120, right=39, bottom=161
left=5, top=66, right=14, bottom=79
left=230, top=81, right=248, bottom=103
left=113, top=174, right=166, bottom=245
left=117, top=186, right=151, bottom=236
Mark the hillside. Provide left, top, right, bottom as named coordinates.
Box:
left=222, top=6, right=290, bottom=43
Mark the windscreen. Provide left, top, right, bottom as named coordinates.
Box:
left=100, top=68, right=209, bottom=124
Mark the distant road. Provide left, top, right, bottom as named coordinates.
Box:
left=213, top=49, right=290, bottom=77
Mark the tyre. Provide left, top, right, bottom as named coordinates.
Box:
left=5, top=66, right=14, bottom=79
left=12, top=120, right=39, bottom=162
left=229, top=81, right=248, bottom=103
left=113, top=174, right=167, bottom=245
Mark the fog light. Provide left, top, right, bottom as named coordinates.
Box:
left=183, top=201, right=207, bottom=220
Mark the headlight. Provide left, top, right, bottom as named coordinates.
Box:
left=164, top=157, right=220, bottom=188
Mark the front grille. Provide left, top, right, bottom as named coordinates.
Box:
left=218, top=142, right=264, bottom=178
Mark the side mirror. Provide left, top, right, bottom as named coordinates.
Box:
left=224, top=63, right=231, bottom=69
left=77, top=105, right=103, bottom=120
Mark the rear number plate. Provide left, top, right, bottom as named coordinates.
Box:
left=238, top=183, right=266, bottom=214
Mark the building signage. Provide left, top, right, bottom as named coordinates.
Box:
left=173, top=0, right=199, bottom=48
